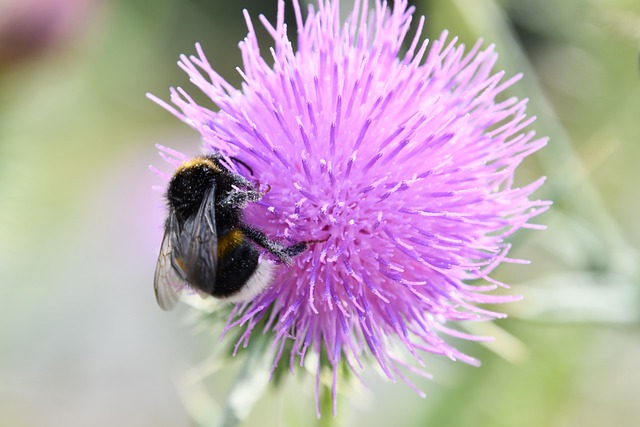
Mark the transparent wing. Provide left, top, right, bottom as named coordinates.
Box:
left=177, top=186, right=218, bottom=294
left=153, top=212, right=188, bottom=311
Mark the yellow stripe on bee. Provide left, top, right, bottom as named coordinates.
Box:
left=174, top=256, right=186, bottom=273
left=217, top=229, right=244, bottom=259
left=176, top=157, right=220, bottom=174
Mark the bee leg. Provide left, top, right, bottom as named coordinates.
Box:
left=239, top=224, right=308, bottom=265
left=227, top=169, right=259, bottom=191
left=281, top=241, right=310, bottom=257
left=221, top=188, right=264, bottom=207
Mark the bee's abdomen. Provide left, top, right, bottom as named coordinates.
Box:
left=217, top=229, right=244, bottom=259
left=213, top=238, right=261, bottom=298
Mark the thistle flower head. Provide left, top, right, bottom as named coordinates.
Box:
left=150, top=0, right=549, bottom=415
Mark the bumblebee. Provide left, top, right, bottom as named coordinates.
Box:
left=154, top=154, right=310, bottom=310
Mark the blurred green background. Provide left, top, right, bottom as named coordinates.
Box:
left=1, top=0, right=639, bottom=426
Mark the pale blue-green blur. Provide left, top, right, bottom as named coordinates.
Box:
left=0, top=0, right=638, bottom=426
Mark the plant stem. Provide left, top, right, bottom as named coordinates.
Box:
left=215, top=338, right=272, bottom=427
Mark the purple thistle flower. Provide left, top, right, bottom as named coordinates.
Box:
left=149, top=0, right=549, bottom=415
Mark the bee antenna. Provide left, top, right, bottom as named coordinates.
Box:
left=230, top=156, right=254, bottom=176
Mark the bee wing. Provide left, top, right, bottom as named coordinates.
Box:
left=154, top=212, right=188, bottom=311
left=175, top=186, right=218, bottom=295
